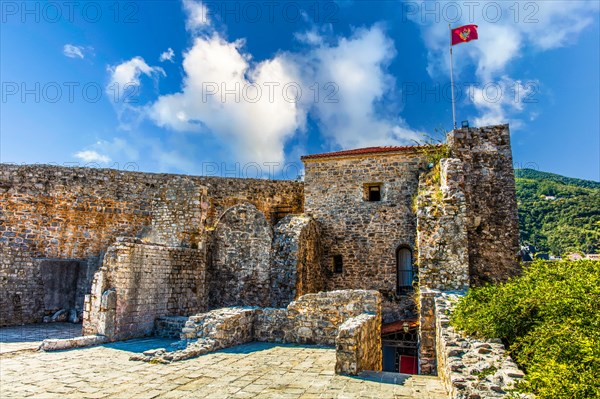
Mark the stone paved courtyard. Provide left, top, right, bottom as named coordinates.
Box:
left=0, top=336, right=448, bottom=399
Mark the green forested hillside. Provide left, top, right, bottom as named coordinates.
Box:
left=515, top=169, right=600, bottom=255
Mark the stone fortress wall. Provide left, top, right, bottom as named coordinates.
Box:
left=416, top=125, right=520, bottom=375
left=0, top=165, right=303, bottom=326
left=0, top=124, right=520, bottom=380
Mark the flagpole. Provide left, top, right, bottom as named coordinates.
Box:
left=449, top=24, right=457, bottom=130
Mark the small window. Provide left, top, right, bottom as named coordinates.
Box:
left=397, top=247, right=414, bottom=294
left=365, top=183, right=382, bottom=202
left=333, top=255, right=343, bottom=273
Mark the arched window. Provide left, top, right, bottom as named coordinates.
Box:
left=397, top=247, right=414, bottom=293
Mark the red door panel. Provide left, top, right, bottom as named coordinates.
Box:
left=399, top=355, right=417, bottom=374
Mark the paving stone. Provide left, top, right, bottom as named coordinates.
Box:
left=0, top=339, right=448, bottom=398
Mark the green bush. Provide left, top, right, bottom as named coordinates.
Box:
left=451, top=260, right=600, bottom=399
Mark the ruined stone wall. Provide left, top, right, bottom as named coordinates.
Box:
left=209, top=203, right=272, bottom=308
left=0, top=164, right=303, bottom=254
left=417, top=158, right=470, bottom=375
left=201, top=290, right=382, bottom=347
left=447, top=125, right=520, bottom=285
left=335, top=313, right=383, bottom=375
left=435, top=293, right=527, bottom=398
left=254, top=308, right=289, bottom=342
left=255, top=290, right=383, bottom=346
left=154, top=316, right=189, bottom=339
left=0, top=164, right=303, bottom=326
left=182, top=307, right=256, bottom=348
left=270, top=215, right=324, bottom=307
left=303, top=150, right=426, bottom=294
left=82, top=238, right=206, bottom=340
left=285, top=290, right=381, bottom=345
left=417, top=158, right=470, bottom=291
left=137, top=290, right=383, bottom=368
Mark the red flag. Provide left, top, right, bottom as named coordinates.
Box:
left=451, top=25, right=479, bottom=46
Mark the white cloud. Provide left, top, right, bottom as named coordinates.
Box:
left=295, top=29, right=325, bottom=46
left=63, top=44, right=85, bottom=59
left=107, top=2, right=421, bottom=165
left=467, top=77, right=538, bottom=128
left=74, top=150, right=111, bottom=164
left=159, top=48, right=175, bottom=62
left=106, top=57, right=165, bottom=129
left=182, top=0, right=211, bottom=32
left=150, top=34, right=305, bottom=164
left=148, top=24, right=423, bottom=165
left=291, top=26, right=421, bottom=149
left=417, top=1, right=598, bottom=81
left=74, top=137, right=141, bottom=166
left=108, top=56, right=165, bottom=90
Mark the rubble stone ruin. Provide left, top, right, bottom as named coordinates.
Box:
left=0, top=125, right=521, bottom=389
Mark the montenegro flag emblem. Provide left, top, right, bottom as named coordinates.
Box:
left=451, top=25, right=479, bottom=46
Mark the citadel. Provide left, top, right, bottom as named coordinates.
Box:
left=1, top=124, right=525, bottom=398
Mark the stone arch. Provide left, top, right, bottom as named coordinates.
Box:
left=209, top=203, right=272, bottom=308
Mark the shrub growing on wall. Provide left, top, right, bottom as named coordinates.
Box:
left=451, top=260, right=600, bottom=399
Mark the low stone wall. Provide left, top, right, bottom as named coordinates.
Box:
left=335, top=314, right=382, bottom=375
left=254, top=308, right=289, bottom=342
left=154, top=316, right=189, bottom=339
left=286, top=290, right=381, bottom=345
left=435, top=293, right=527, bottom=399
left=181, top=307, right=256, bottom=346
left=135, top=290, right=382, bottom=376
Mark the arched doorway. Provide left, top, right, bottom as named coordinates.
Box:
left=396, top=246, right=414, bottom=294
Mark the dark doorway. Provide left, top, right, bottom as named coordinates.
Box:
left=382, top=320, right=419, bottom=374
left=396, top=247, right=414, bottom=294
left=39, top=259, right=83, bottom=315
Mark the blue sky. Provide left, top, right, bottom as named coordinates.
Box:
left=1, top=0, right=599, bottom=181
